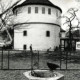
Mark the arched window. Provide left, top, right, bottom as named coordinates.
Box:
left=23, top=30, right=27, bottom=36
left=46, top=31, right=50, bottom=37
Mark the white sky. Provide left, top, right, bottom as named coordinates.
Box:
left=51, top=0, right=80, bottom=30
left=20, top=0, right=80, bottom=14
left=1, top=0, right=80, bottom=31
left=0, top=0, right=80, bottom=14
left=50, top=0, right=80, bottom=14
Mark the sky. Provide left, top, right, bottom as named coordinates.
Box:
left=50, top=0, right=80, bottom=14
left=0, top=0, right=80, bottom=31
left=50, top=0, right=80, bottom=30
left=0, top=0, right=80, bottom=14
left=1, top=0, right=80, bottom=14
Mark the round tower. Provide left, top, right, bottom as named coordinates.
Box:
left=13, top=0, right=62, bottom=51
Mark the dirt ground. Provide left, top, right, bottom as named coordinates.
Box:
left=0, top=70, right=80, bottom=80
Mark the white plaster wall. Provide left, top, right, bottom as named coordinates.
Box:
left=14, top=24, right=60, bottom=50
left=13, top=5, right=61, bottom=51
left=13, top=5, right=61, bottom=25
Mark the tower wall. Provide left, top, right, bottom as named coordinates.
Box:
left=13, top=5, right=61, bottom=51
left=14, top=5, right=61, bottom=25
left=14, top=24, right=60, bottom=50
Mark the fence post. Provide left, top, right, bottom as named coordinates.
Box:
left=66, top=51, right=68, bottom=69
left=1, top=48, right=3, bottom=69
left=38, top=51, right=39, bottom=69
left=60, top=39, right=62, bottom=69
left=30, top=45, right=33, bottom=73
left=8, top=50, right=9, bottom=70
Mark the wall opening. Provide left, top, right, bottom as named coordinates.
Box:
left=23, top=31, right=27, bottom=36
left=23, top=45, right=27, bottom=50
left=46, top=31, right=50, bottom=37
left=42, top=7, right=45, bottom=14
left=28, top=7, right=31, bottom=13
left=35, top=7, right=38, bottom=13
left=48, top=8, right=51, bottom=15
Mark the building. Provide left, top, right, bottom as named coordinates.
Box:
left=60, top=29, right=66, bottom=38
left=13, top=0, right=62, bottom=51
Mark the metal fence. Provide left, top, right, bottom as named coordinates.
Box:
left=0, top=49, right=80, bottom=70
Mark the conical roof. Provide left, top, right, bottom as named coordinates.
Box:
left=13, top=0, right=62, bottom=13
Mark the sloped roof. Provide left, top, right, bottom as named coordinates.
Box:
left=13, top=0, right=62, bottom=13
left=60, top=29, right=65, bottom=32
left=66, top=30, right=80, bottom=37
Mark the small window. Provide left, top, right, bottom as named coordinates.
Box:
left=56, top=10, right=58, bottom=17
left=42, top=7, right=45, bottom=14
left=28, top=7, right=31, bottom=13
left=23, top=31, right=27, bottom=36
left=23, top=45, right=26, bottom=50
left=35, top=7, right=38, bottom=13
left=14, top=9, right=17, bottom=15
left=46, top=31, right=50, bottom=37
left=48, top=8, right=51, bottom=15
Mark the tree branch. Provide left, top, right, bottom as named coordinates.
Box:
left=0, top=0, right=22, bottom=17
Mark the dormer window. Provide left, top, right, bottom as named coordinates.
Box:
left=48, top=8, right=51, bottom=15
left=28, top=7, right=31, bottom=13
left=35, top=7, right=38, bottom=13
left=42, top=7, right=45, bottom=14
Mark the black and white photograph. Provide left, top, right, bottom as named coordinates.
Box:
left=0, top=0, right=80, bottom=80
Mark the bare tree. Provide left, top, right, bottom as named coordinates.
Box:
left=0, top=0, right=22, bottom=48
left=60, top=8, right=80, bottom=37
left=60, top=8, right=80, bottom=51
